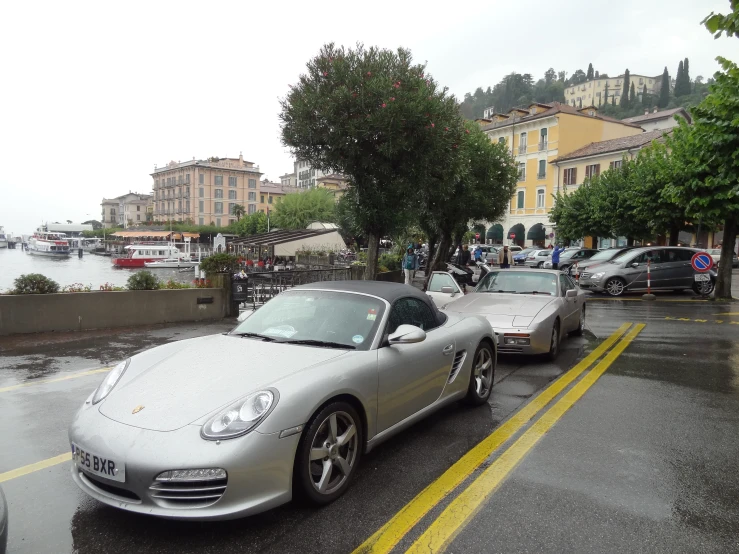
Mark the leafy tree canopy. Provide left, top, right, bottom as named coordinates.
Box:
left=271, top=187, right=336, bottom=230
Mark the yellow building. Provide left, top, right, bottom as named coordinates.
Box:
left=315, top=174, right=349, bottom=200
left=258, top=181, right=300, bottom=214
left=480, top=102, right=643, bottom=246
left=564, top=74, right=660, bottom=109
left=151, top=154, right=262, bottom=227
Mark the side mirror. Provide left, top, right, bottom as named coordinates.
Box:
left=388, top=324, right=427, bottom=345
left=630, top=262, right=639, bottom=268
left=237, top=309, right=255, bottom=322
left=566, top=289, right=578, bottom=298
left=440, top=285, right=456, bottom=296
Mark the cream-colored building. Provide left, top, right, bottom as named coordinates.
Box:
left=550, top=129, right=668, bottom=247
left=565, top=74, right=660, bottom=109
left=623, top=107, right=691, bottom=132
left=101, top=192, right=153, bottom=228
left=151, top=155, right=262, bottom=227
left=316, top=174, right=349, bottom=200
left=258, top=181, right=300, bottom=214
left=479, top=102, right=642, bottom=247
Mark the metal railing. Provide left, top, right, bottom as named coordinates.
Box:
left=538, top=141, right=548, bottom=151
left=234, top=267, right=353, bottom=309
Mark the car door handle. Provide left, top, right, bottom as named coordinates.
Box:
left=442, top=344, right=454, bottom=355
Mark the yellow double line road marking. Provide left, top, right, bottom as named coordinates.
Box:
left=0, top=367, right=109, bottom=394
left=406, top=323, right=645, bottom=553
left=354, top=322, right=634, bottom=554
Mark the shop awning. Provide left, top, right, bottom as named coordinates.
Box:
left=527, top=223, right=546, bottom=241
left=508, top=223, right=525, bottom=241
left=486, top=224, right=504, bottom=240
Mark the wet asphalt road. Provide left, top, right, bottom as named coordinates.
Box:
left=2, top=289, right=739, bottom=553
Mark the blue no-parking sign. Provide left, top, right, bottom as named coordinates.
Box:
left=691, top=252, right=712, bottom=272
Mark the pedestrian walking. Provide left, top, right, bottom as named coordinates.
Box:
left=498, top=245, right=513, bottom=269
left=458, top=244, right=472, bottom=266
left=474, top=246, right=482, bottom=263
left=402, top=246, right=420, bottom=286
left=551, top=245, right=565, bottom=270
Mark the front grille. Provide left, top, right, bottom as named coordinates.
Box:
left=81, top=472, right=142, bottom=502
left=149, top=477, right=228, bottom=508
left=580, top=272, right=591, bottom=279
left=447, top=350, right=466, bottom=384
left=498, top=346, right=524, bottom=353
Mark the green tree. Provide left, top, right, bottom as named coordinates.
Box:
left=658, top=67, right=671, bottom=107
left=702, top=0, right=739, bottom=38
left=620, top=69, right=631, bottom=107
left=642, top=84, right=649, bottom=106
left=271, top=187, right=335, bottom=231
left=231, top=204, right=246, bottom=221
left=82, top=220, right=103, bottom=230
left=280, top=43, right=462, bottom=278
left=629, top=82, right=636, bottom=104
left=234, top=211, right=268, bottom=236
left=587, top=63, right=594, bottom=81
left=675, top=60, right=685, bottom=96
left=604, top=82, right=609, bottom=105
left=683, top=57, right=691, bottom=92
left=666, top=61, right=739, bottom=299
left=417, top=121, right=518, bottom=276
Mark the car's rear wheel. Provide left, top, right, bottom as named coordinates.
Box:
left=464, top=342, right=495, bottom=406
left=537, top=261, right=544, bottom=268
left=604, top=277, right=626, bottom=297
left=546, top=320, right=560, bottom=360
left=295, top=402, right=362, bottom=505
left=571, top=307, right=586, bottom=336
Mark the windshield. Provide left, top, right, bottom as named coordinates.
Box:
left=709, top=249, right=721, bottom=255
left=588, top=249, right=623, bottom=262
left=475, top=271, right=558, bottom=296
left=231, top=290, right=385, bottom=350
left=559, top=250, right=579, bottom=260
left=610, top=249, right=638, bottom=263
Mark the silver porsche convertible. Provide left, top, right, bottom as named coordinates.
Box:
left=69, top=281, right=496, bottom=520
left=426, top=268, right=587, bottom=359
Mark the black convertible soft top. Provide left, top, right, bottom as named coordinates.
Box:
left=294, top=280, right=446, bottom=325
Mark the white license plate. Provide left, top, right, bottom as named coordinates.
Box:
left=694, top=274, right=710, bottom=282
left=72, top=443, right=125, bottom=482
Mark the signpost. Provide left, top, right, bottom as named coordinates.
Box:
left=691, top=252, right=713, bottom=297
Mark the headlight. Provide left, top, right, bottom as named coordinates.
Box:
left=201, top=390, right=278, bottom=440
left=92, top=359, right=130, bottom=404
left=591, top=272, right=605, bottom=280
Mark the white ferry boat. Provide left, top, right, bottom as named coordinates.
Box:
left=66, top=237, right=103, bottom=252
left=0, top=227, right=7, bottom=249
left=27, top=230, right=71, bottom=257
left=113, top=243, right=185, bottom=268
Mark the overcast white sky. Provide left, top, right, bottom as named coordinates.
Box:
left=1, top=0, right=737, bottom=235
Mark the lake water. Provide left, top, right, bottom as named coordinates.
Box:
left=0, top=249, right=199, bottom=292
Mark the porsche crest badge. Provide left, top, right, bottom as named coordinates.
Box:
left=132, top=405, right=145, bottom=414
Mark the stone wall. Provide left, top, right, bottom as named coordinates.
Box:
left=0, top=289, right=226, bottom=336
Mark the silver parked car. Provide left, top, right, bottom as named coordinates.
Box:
left=427, top=268, right=586, bottom=359
left=572, top=247, right=636, bottom=279
left=706, top=248, right=739, bottom=268
left=0, top=485, right=6, bottom=554
left=69, top=281, right=496, bottom=520
left=542, top=248, right=599, bottom=274
left=578, top=246, right=717, bottom=296
left=524, top=249, right=552, bottom=268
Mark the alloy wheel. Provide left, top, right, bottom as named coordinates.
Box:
left=473, top=347, right=494, bottom=398
left=605, top=278, right=625, bottom=296
left=308, top=412, right=358, bottom=496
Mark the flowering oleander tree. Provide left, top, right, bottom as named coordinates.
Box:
left=280, top=43, right=463, bottom=279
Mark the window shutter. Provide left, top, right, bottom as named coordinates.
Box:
left=573, top=168, right=577, bottom=185
left=595, top=164, right=600, bottom=176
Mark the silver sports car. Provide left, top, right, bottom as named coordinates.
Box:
left=69, top=281, right=496, bottom=520
left=426, top=268, right=586, bottom=359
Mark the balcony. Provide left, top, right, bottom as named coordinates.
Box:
left=538, top=141, right=548, bottom=151
left=537, top=173, right=546, bottom=179
left=518, top=144, right=528, bottom=155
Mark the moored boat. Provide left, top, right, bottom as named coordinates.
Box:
left=27, top=230, right=71, bottom=257
left=113, top=243, right=185, bottom=268
left=0, top=227, right=8, bottom=249
left=144, top=258, right=199, bottom=268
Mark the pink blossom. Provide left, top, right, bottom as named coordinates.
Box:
left=367, top=71, right=372, bottom=76
left=323, top=72, right=328, bottom=76
left=382, top=103, right=387, bottom=108
left=465, top=129, right=470, bottom=134
left=390, top=97, right=395, bottom=101
left=431, top=123, right=435, bottom=128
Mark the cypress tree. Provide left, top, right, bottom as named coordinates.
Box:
left=595, top=70, right=600, bottom=79
left=675, top=60, right=686, bottom=97
left=587, top=63, right=594, bottom=81
left=604, top=82, right=609, bottom=105
left=620, top=69, right=631, bottom=107
left=630, top=82, right=636, bottom=105
left=683, top=57, right=691, bottom=93
left=641, top=84, right=648, bottom=106
left=658, top=67, right=670, bottom=108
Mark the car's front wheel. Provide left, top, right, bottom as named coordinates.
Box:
left=295, top=402, right=362, bottom=505
left=546, top=320, right=560, bottom=361
left=692, top=279, right=715, bottom=296
left=604, top=277, right=627, bottom=297
left=571, top=306, right=586, bottom=336
left=464, top=342, right=495, bottom=406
